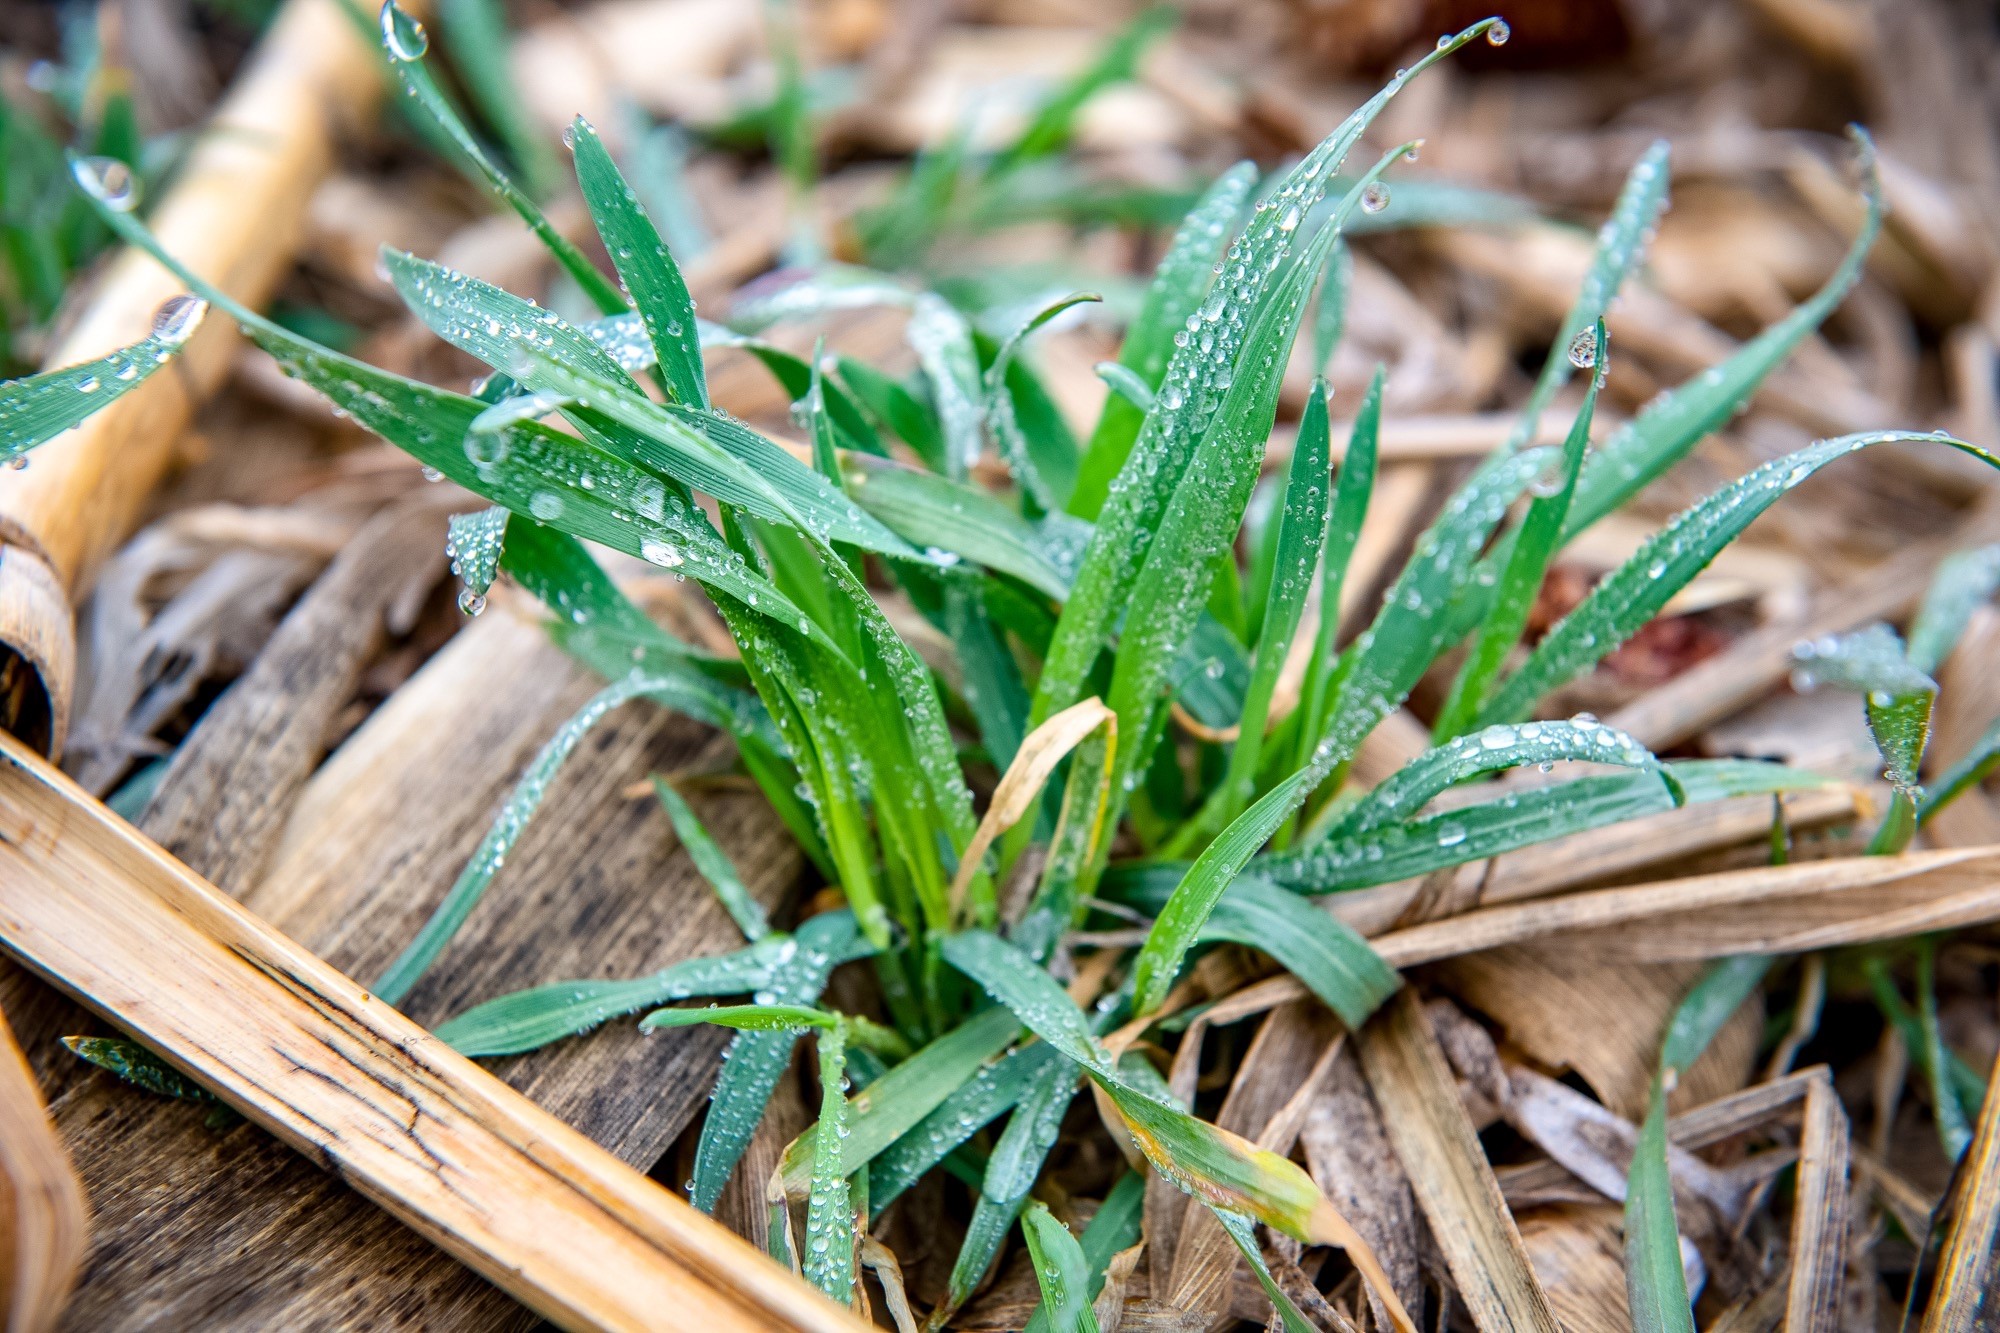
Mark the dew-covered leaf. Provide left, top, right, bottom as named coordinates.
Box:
left=1294, top=367, right=1381, bottom=768
left=651, top=778, right=769, bottom=940
left=1197, top=878, right=1398, bottom=1028
left=641, top=1002, right=839, bottom=1033
left=1480, top=431, right=1998, bottom=728
left=1906, top=544, right=2000, bottom=676
left=987, top=291, right=1099, bottom=510
left=946, top=1060, right=1081, bottom=1312
left=1022, top=1171, right=1145, bottom=1333
left=842, top=452, right=1071, bottom=598
left=0, top=297, right=205, bottom=459
left=1790, top=622, right=1935, bottom=792
left=803, top=1023, right=856, bottom=1303
left=869, top=1042, right=1065, bottom=1214
left=1020, top=1201, right=1101, bottom=1333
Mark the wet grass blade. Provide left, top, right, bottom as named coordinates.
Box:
left=376, top=2, right=625, bottom=314
left=1131, top=443, right=1554, bottom=1014
left=1907, top=544, right=2000, bottom=676
left=1070, top=162, right=1257, bottom=519
left=0, top=295, right=205, bottom=458
left=987, top=292, right=1100, bottom=511
left=1023, top=1171, right=1144, bottom=1333
left=842, top=453, right=1072, bottom=598
left=1294, top=367, right=1381, bottom=769
left=1197, top=878, right=1397, bottom=1028
left=568, top=117, right=707, bottom=408
left=946, top=1062, right=1081, bottom=1313
left=803, top=1023, right=856, bottom=1304
left=374, top=673, right=697, bottom=1005
left=1435, top=330, right=1602, bottom=738
left=1021, top=1201, right=1101, bottom=1333
left=1791, top=622, right=1934, bottom=851
left=435, top=0, right=560, bottom=198
left=1480, top=431, right=1999, bottom=729
left=1921, top=716, right=2000, bottom=825
left=1626, top=955, right=1771, bottom=1333
left=1917, top=939, right=1973, bottom=1160
left=651, top=778, right=769, bottom=940
left=869, top=1043, right=1065, bottom=1213
left=1214, top=1209, right=1317, bottom=1333
left=1311, top=238, right=1353, bottom=376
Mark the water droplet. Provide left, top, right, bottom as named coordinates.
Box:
left=421, top=465, right=444, bottom=483
left=1360, top=182, right=1391, bottom=214
left=150, top=294, right=207, bottom=345
left=1567, top=326, right=1599, bottom=369
left=379, top=0, right=429, bottom=59
left=7, top=456, right=27, bottom=471
left=1487, top=19, right=1510, bottom=45
left=73, top=156, right=137, bottom=212
left=641, top=539, right=685, bottom=568
left=76, top=375, right=99, bottom=393
left=458, top=589, right=486, bottom=616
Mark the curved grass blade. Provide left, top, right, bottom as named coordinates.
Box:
left=0, top=296, right=205, bottom=458
left=1916, top=939, right=1972, bottom=1160
left=1434, top=330, right=1602, bottom=739
left=652, top=778, right=769, bottom=940
left=1921, top=716, right=2000, bottom=825
left=946, top=1061, right=1081, bottom=1313
left=1093, top=361, right=1154, bottom=414
left=568, top=116, right=707, bottom=408
left=435, top=914, right=868, bottom=1055
left=1021, top=1201, right=1101, bottom=1333
left=1311, top=237, right=1353, bottom=376
left=1197, top=878, right=1397, bottom=1027
left=1178, top=377, right=1335, bottom=846
left=1131, top=443, right=1555, bottom=1014
left=803, top=1023, right=856, bottom=1304
left=1071, top=162, right=1258, bottom=519
left=988, top=291, right=1100, bottom=510
left=1907, top=544, right=2000, bottom=676
left=1035, top=24, right=1495, bottom=731
left=642, top=1003, right=840, bottom=1034
left=1334, top=716, right=1683, bottom=839
left=1214, top=1208, right=1318, bottom=1333
left=1294, top=367, right=1382, bottom=769
left=1791, top=623, right=1934, bottom=853
left=842, top=453, right=1071, bottom=598
left=1626, top=955, right=1771, bottom=1333
left=1022, top=1171, right=1144, bottom=1333
left=1566, top=127, right=1884, bottom=535
left=376, top=2, right=626, bottom=314
left=839, top=356, right=944, bottom=468
left=435, top=0, right=561, bottom=198
left=1479, top=431, right=1999, bottom=729
left=375, top=672, right=699, bottom=1005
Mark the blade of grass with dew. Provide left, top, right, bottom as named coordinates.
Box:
left=1035, top=24, right=1496, bottom=734
left=841, top=453, right=1072, bottom=598
left=1023, top=1171, right=1144, bottom=1333
left=380, top=249, right=920, bottom=560
left=435, top=911, right=869, bottom=1055
left=1907, top=544, right=2000, bottom=676
left=1331, top=717, right=1685, bottom=838
left=802, top=1022, right=854, bottom=1304
left=1479, top=431, right=1999, bottom=729
left=435, top=0, right=560, bottom=199
left=984, top=324, right=1085, bottom=505
left=839, top=356, right=944, bottom=469
left=945, top=1061, right=1083, bottom=1314
left=780, top=1005, right=1024, bottom=1192
left=1093, top=361, right=1154, bottom=414
left=376, top=2, right=625, bottom=314
left=374, top=672, right=704, bottom=1005
left=698, top=333, right=883, bottom=456
left=1864, top=955, right=1986, bottom=1136
left=76, top=191, right=848, bottom=651
left=1311, top=237, right=1353, bottom=377
left=1214, top=1208, right=1319, bottom=1333
left=0, top=295, right=206, bottom=457
left=1021, top=1201, right=1100, bottom=1333
left=651, top=778, right=769, bottom=940
left=1130, top=440, right=1556, bottom=1014
left=945, top=573, right=1032, bottom=769
left=1070, top=162, right=1257, bottom=520
left=1173, top=377, right=1335, bottom=849
left=1102, top=145, right=1419, bottom=827
left=1293, top=366, right=1381, bottom=771
left=1196, top=878, right=1397, bottom=1027
left=1791, top=622, right=1935, bottom=852
left=987, top=292, right=1100, bottom=511
left=1434, top=328, right=1603, bottom=739
left=1917, top=939, right=1973, bottom=1160
left=641, top=1005, right=907, bottom=1060
left=568, top=116, right=707, bottom=407
left=1922, top=716, right=2000, bottom=825
left=869, top=1042, right=1066, bottom=1214
left=1626, top=955, right=1772, bottom=1333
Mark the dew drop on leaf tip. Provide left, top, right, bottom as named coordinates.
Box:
left=1360, top=182, right=1391, bottom=214
left=379, top=2, right=429, bottom=61
left=151, top=295, right=208, bottom=344
left=1566, top=326, right=1599, bottom=369
left=1487, top=19, right=1511, bottom=44
left=73, top=156, right=137, bottom=212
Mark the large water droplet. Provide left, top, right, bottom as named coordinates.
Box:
left=1360, top=181, right=1391, bottom=214
left=151, top=294, right=208, bottom=345
left=73, top=156, right=137, bottom=212
left=1487, top=19, right=1511, bottom=45
left=1567, top=326, right=1599, bottom=369
left=378, top=0, right=429, bottom=61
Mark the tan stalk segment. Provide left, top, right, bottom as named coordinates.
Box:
left=1354, top=990, right=1561, bottom=1333
left=1785, top=1069, right=1852, bottom=1332
left=1921, top=1046, right=2000, bottom=1331
left=0, top=1005, right=86, bottom=1332
left=0, top=731, right=865, bottom=1333
left=0, top=0, right=393, bottom=755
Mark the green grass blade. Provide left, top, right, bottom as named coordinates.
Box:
left=842, top=453, right=1071, bottom=598
left=568, top=117, right=707, bottom=408
left=1214, top=1208, right=1316, bottom=1333
left=435, top=0, right=560, bottom=198
left=1023, top=1171, right=1144, bottom=1333
left=1093, top=361, right=1154, bottom=414
left=839, top=356, right=945, bottom=469
left=1566, top=127, right=1884, bottom=536
left=803, top=1023, right=855, bottom=1304
left=987, top=292, right=1100, bottom=511
left=1906, top=544, right=2000, bottom=676
left=1434, top=328, right=1602, bottom=738
left=642, top=1003, right=840, bottom=1034
left=376, top=2, right=625, bottom=314
left=1791, top=622, right=1935, bottom=791
left=990, top=6, right=1173, bottom=176
left=63, top=1035, right=222, bottom=1106
left=947, top=1062, right=1081, bottom=1312
left=375, top=672, right=694, bottom=1005
left=1916, top=940, right=1972, bottom=1160
left=869, top=1043, right=1065, bottom=1214
left=1197, top=878, right=1397, bottom=1027
left=651, top=778, right=769, bottom=940
left=1035, top=25, right=1492, bottom=731
left=1020, top=1201, right=1102, bottom=1333
left=1480, top=431, right=1999, bottom=728
left=1311, top=236, right=1353, bottom=376
left=1294, top=367, right=1382, bottom=768
left=435, top=913, right=867, bottom=1055
left=0, top=294, right=204, bottom=457
left=1921, top=715, right=2000, bottom=824
left=1131, top=443, right=1554, bottom=1014
left=1070, top=161, right=1257, bottom=520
